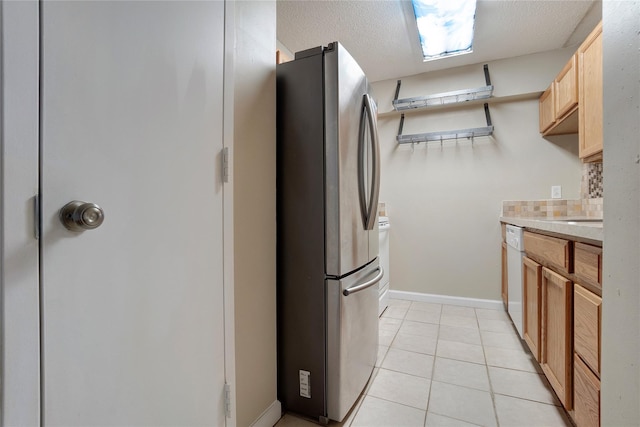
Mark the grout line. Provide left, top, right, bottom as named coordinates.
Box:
left=355, top=393, right=428, bottom=414
left=423, top=302, right=441, bottom=420
left=477, top=308, right=502, bottom=427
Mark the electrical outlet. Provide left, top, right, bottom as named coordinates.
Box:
left=551, top=185, right=562, bottom=199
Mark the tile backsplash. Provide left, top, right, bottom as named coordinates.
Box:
left=502, top=198, right=603, bottom=219
left=582, top=162, right=603, bottom=199
left=502, top=162, right=603, bottom=220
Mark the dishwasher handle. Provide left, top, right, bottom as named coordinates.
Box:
left=343, top=267, right=384, bottom=297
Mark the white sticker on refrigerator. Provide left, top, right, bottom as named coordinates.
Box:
left=299, top=370, right=311, bottom=398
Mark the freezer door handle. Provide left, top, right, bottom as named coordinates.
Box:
left=358, top=93, right=381, bottom=231
left=343, top=267, right=384, bottom=296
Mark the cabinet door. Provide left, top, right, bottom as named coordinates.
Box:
left=539, top=85, right=555, bottom=133
left=502, top=242, right=508, bottom=308
left=574, top=354, right=600, bottom=427
left=523, top=256, right=542, bottom=361
left=579, top=22, right=603, bottom=161
left=541, top=267, right=573, bottom=409
left=555, top=55, right=579, bottom=119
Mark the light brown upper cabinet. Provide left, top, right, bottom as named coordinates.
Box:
left=578, top=22, right=603, bottom=162
left=555, top=55, right=579, bottom=119
left=539, top=21, right=603, bottom=163
left=539, top=85, right=556, bottom=133
left=539, top=55, right=579, bottom=136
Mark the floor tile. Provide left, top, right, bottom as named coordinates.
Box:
left=427, top=381, right=497, bottom=427
left=410, top=301, right=442, bottom=313
left=362, top=367, right=379, bottom=395
left=391, top=332, right=437, bottom=355
left=438, top=324, right=481, bottom=345
left=381, top=348, right=434, bottom=378
left=379, top=328, right=397, bottom=347
left=436, top=340, right=485, bottom=364
left=439, top=314, right=478, bottom=329
left=432, top=357, right=490, bottom=391
left=488, top=366, right=560, bottom=405
left=442, top=304, right=477, bottom=318
left=338, top=300, right=575, bottom=427
left=389, top=299, right=412, bottom=309
left=274, top=413, right=319, bottom=426
left=477, top=317, right=516, bottom=334
left=475, top=307, right=510, bottom=321
left=376, top=345, right=389, bottom=367
left=398, top=320, right=439, bottom=338
left=366, top=368, right=431, bottom=410
left=379, top=316, right=402, bottom=333
left=480, top=330, right=525, bottom=350
left=382, top=305, right=409, bottom=320
left=494, top=394, right=572, bottom=427
left=425, top=412, right=481, bottom=427
left=405, top=308, right=441, bottom=324
left=484, top=345, right=540, bottom=373
left=351, top=395, right=426, bottom=427
left=340, top=399, right=363, bottom=427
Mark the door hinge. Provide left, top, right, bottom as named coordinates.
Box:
left=33, top=194, right=40, bottom=240
left=222, top=147, right=230, bottom=183
left=224, top=382, right=232, bottom=419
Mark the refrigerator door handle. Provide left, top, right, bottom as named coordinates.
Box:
left=343, top=267, right=384, bottom=296
left=359, top=93, right=381, bottom=231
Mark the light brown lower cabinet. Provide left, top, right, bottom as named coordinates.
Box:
left=574, top=354, right=600, bottom=427
left=516, top=226, right=602, bottom=425
left=541, top=267, right=573, bottom=410
left=523, top=256, right=542, bottom=361
left=573, top=283, right=601, bottom=427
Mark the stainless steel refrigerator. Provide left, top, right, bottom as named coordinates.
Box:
left=276, top=42, right=382, bottom=423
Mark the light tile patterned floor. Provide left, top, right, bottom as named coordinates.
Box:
left=275, top=298, right=572, bottom=427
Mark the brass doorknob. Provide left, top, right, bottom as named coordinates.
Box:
left=59, top=201, right=105, bottom=231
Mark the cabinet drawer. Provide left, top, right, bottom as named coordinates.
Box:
left=575, top=242, right=602, bottom=288
left=574, top=354, right=600, bottom=427
left=524, top=231, right=572, bottom=274
left=574, top=284, right=601, bottom=376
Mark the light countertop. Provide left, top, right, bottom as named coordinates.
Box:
left=500, top=216, right=603, bottom=243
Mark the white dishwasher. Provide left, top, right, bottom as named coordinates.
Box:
left=506, top=224, right=524, bottom=338
left=378, top=217, right=390, bottom=316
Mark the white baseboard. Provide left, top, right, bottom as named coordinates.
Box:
left=388, top=290, right=504, bottom=310
left=250, top=400, right=282, bottom=427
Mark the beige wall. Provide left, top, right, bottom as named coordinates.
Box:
left=371, top=50, right=584, bottom=300
left=233, top=1, right=278, bottom=425
left=601, top=2, right=640, bottom=424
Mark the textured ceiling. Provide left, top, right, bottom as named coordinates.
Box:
left=277, top=0, right=601, bottom=82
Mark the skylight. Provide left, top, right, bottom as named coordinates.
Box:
left=411, top=0, right=477, bottom=61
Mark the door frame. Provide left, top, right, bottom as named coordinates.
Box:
left=0, top=1, right=237, bottom=424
